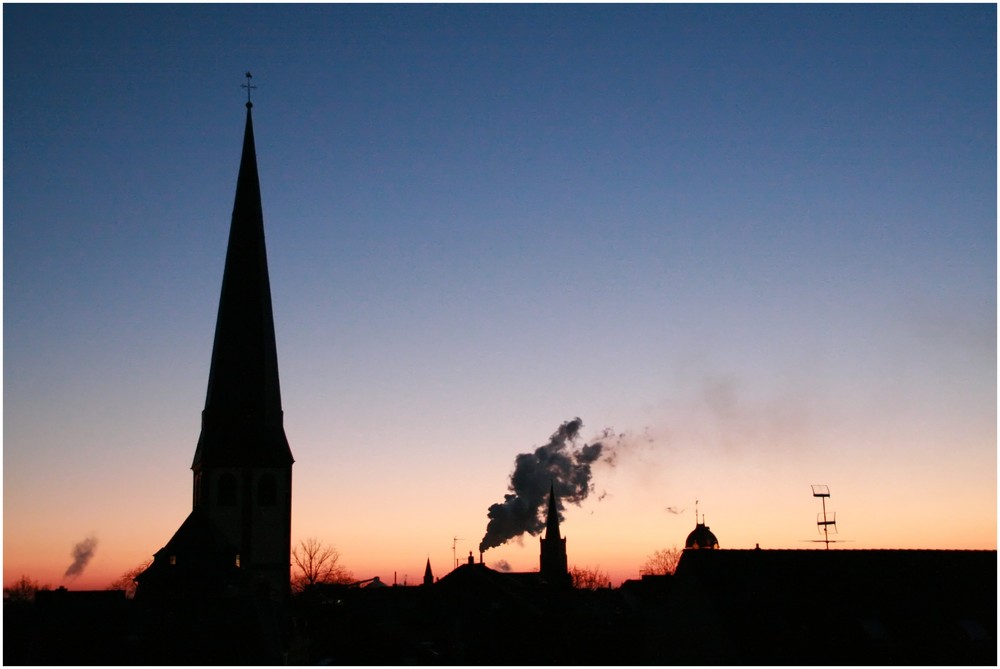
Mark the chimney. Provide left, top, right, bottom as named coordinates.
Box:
left=467, top=551, right=474, bottom=566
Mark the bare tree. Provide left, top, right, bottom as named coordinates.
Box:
left=639, top=546, right=682, bottom=576
left=291, top=538, right=353, bottom=592
left=3, top=575, right=49, bottom=603
left=107, top=559, right=152, bottom=599
left=569, top=565, right=610, bottom=590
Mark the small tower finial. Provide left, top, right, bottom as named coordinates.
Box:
left=242, top=71, right=257, bottom=108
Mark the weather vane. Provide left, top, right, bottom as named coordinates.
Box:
left=241, top=71, right=257, bottom=107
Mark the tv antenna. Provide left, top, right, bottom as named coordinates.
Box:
left=810, top=485, right=838, bottom=549
left=452, top=536, right=463, bottom=570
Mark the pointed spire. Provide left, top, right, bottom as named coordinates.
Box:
left=423, top=558, right=434, bottom=586
left=539, top=482, right=570, bottom=586
left=545, top=482, right=561, bottom=540
left=193, top=101, right=292, bottom=468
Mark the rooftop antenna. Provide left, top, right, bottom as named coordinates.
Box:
left=811, top=484, right=837, bottom=549
left=695, top=499, right=699, bottom=524
left=452, top=536, right=463, bottom=570
left=241, top=71, right=257, bottom=108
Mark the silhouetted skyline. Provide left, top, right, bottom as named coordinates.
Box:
left=4, top=4, right=995, bottom=590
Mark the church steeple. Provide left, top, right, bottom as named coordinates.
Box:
left=135, top=84, right=295, bottom=652
left=539, top=483, right=570, bottom=586
left=189, top=93, right=294, bottom=606
left=193, top=102, right=292, bottom=469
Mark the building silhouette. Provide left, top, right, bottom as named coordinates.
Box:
left=190, top=94, right=294, bottom=608
left=684, top=517, right=719, bottom=549
left=132, top=95, right=293, bottom=662
left=539, top=483, right=571, bottom=586
left=646, top=546, right=996, bottom=665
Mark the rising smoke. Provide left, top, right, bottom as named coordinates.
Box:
left=64, top=536, right=98, bottom=579
left=492, top=559, right=513, bottom=572
left=479, top=418, right=613, bottom=554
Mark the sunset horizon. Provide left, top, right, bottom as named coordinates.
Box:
left=5, top=3, right=995, bottom=602
left=7, top=403, right=997, bottom=593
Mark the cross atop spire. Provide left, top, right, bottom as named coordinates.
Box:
left=242, top=71, right=257, bottom=108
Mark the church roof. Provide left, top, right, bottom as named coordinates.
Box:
left=151, top=505, right=238, bottom=563
left=134, top=506, right=241, bottom=597
left=193, top=103, right=293, bottom=468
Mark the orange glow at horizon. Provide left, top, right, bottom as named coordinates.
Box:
left=6, top=425, right=996, bottom=593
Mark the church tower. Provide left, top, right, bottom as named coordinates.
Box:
left=190, top=92, right=294, bottom=603
left=539, top=483, right=571, bottom=586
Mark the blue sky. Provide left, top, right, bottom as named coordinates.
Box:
left=4, top=4, right=995, bottom=587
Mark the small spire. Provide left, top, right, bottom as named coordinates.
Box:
left=545, top=482, right=562, bottom=540
left=540, top=481, right=570, bottom=586
left=242, top=71, right=257, bottom=109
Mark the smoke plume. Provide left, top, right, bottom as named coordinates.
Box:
left=492, top=559, right=513, bottom=572
left=479, top=418, right=612, bottom=553
left=64, top=536, right=98, bottom=579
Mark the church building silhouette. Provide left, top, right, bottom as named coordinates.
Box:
left=134, top=87, right=293, bottom=661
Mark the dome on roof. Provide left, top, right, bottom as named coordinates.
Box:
left=685, top=522, right=719, bottom=549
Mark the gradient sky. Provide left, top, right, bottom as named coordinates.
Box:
left=4, top=4, right=996, bottom=590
